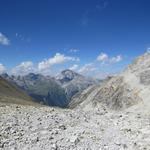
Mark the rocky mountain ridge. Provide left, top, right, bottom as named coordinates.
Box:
left=56, top=69, right=98, bottom=100
left=1, top=52, right=150, bottom=149
left=1, top=70, right=97, bottom=107
left=70, top=52, right=150, bottom=111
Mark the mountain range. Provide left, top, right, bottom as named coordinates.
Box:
left=69, top=52, right=150, bottom=111
left=0, top=69, right=98, bottom=107
left=2, top=50, right=150, bottom=111
left=56, top=69, right=98, bottom=99
left=1, top=52, right=150, bottom=149
left=2, top=51, right=150, bottom=111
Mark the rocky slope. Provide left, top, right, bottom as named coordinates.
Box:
left=70, top=52, right=150, bottom=110
left=10, top=73, right=68, bottom=107
left=2, top=70, right=97, bottom=107
left=1, top=101, right=150, bottom=150
left=56, top=69, right=98, bottom=100
left=0, top=77, right=36, bottom=105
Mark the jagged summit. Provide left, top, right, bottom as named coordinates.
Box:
left=1, top=70, right=97, bottom=107
left=2, top=73, right=68, bottom=107
left=24, top=73, right=43, bottom=80
left=56, top=69, right=97, bottom=100
left=124, top=51, right=150, bottom=74
left=1, top=73, right=9, bottom=78
left=56, top=69, right=83, bottom=84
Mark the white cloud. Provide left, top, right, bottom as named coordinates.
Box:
left=0, top=64, right=6, bottom=74
left=38, top=53, right=79, bottom=71
left=93, top=72, right=116, bottom=79
left=78, top=63, right=97, bottom=74
left=15, top=33, right=18, bottom=37
left=69, top=48, right=79, bottom=53
left=0, top=33, right=10, bottom=45
left=110, top=55, right=122, bottom=63
left=97, top=52, right=123, bottom=64
left=8, top=53, right=80, bottom=75
left=69, top=64, right=79, bottom=70
left=147, top=47, right=150, bottom=52
left=11, top=61, right=34, bottom=75
left=97, top=52, right=108, bottom=62
left=15, top=33, right=31, bottom=43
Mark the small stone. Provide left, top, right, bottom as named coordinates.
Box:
left=59, top=125, right=66, bottom=130
left=49, top=136, right=54, bottom=140
left=36, top=137, right=39, bottom=142
left=51, top=143, right=58, bottom=150
left=123, top=144, right=128, bottom=149
left=70, top=136, right=79, bottom=144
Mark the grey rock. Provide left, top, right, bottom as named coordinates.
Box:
left=56, top=69, right=99, bottom=101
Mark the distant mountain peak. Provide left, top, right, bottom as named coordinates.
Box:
left=25, top=73, right=44, bottom=80
left=61, top=69, right=81, bottom=76
left=56, top=69, right=83, bottom=83
left=1, top=73, right=9, bottom=78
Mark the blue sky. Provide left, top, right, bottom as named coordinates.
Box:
left=0, top=0, right=150, bottom=78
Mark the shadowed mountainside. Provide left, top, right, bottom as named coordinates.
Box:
left=0, top=77, right=38, bottom=105
left=1, top=70, right=98, bottom=107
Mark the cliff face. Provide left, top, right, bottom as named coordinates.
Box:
left=56, top=69, right=98, bottom=100
left=70, top=52, right=150, bottom=110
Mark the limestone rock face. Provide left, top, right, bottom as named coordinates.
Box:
left=140, top=70, right=150, bottom=85
left=70, top=52, right=150, bottom=110
left=91, top=76, right=142, bottom=110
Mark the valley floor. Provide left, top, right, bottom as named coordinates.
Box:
left=0, top=102, right=150, bottom=150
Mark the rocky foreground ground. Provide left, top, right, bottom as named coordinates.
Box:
left=1, top=102, right=150, bottom=150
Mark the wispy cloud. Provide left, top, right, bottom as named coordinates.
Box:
left=78, top=63, right=97, bottom=74
left=69, top=64, right=79, bottom=71
left=76, top=51, right=123, bottom=78
left=93, top=72, right=116, bottom=79
left=5, top=49, right=123, bottom=79
left=110, top=55, right=123, bottom=63
left=15, top=33, right=31, bottom=43
left=0, top=63, right=6, bottom=74
left=9, top=53, right=80, bottom=75
left=0, top=33, right=10, bottom=45
left=96, top=0, right=109, bottom=11
left=38, top=53, right=80, bottom=71
left=97, top=52, right=108, bottom=62
left=81, top=0, right=109, bottom=26
left=69, top=48, right=79, bottom=53
left=147, top=47, right=150, bottom=52
left=97, top=52, right=123, bottom=65
left=11, top=61, right=34, bottom=75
